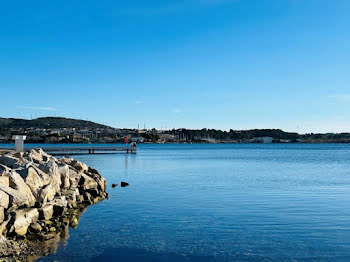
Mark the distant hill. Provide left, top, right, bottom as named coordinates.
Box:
left=0, top=117, right=110, bottom=129
left=166, top=128, right=301, bottom=141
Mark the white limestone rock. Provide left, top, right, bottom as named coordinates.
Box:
left=0, top=148, right=107, bottom=242
left=9, top=208, right=39, bottom=236
left=60, top=157, right=88, bottom=173
left=0, top=171, right=36, bottom=209
left=39, top=204, right=54, bottom=220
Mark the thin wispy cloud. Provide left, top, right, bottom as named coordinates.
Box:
left=135, top=101, right=144, bottom=104
left=16, top=106, right=56, bottom=111
left=329, top=94, right=350, bottom=102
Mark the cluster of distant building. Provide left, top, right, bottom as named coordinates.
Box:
left=0, top=126, right=305, bottom=144
left=0, top=127, right=164, bottom=144
left=1, top=127, right=142, bottom=143
left=158, top=136, right=302, bottom=144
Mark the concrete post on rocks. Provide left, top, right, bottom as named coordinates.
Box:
left=12, top=135, right=27, bottom=152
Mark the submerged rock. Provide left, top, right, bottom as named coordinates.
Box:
left=0, top=148, right=108, bottom=260
left=111, top=183, right=117, bottom=188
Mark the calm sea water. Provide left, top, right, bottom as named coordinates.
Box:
left=26, top=143, right=350, bottom=261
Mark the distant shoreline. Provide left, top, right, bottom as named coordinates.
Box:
left=2, top=117, right=350, bottom=144
left=1, top=141, right=350, bottom=145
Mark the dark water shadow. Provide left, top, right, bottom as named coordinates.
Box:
left=91, top=247, right=226, bottom=262
left=27, top=226, right=70, bottom=262
left=20, top=207, right=88, bottom=262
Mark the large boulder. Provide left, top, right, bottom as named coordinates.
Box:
left=37, top=184, right=56, bottom=205
left=87, top=167, right=107, bottom=192
left=79, top=173, right=98, bottom=191
left=52, top=197, right=68, bottom=217
left=0, top=171, right=36, bottom=209
left=58, top=163, right=70, bottom=189
left=16, top=166, right=46, bottom=197
left=60, top=157, right=88, bottom=173
left=0, top=191, right=9, bottom=209
left=0, top=165, right=10, bottom=186
left=9, top=208, right=39, bottom=236
left=38, top=161, right=62, bottom=193
left=23, top=148, right=49, bottom=165
left=39, top=204, right=54, bottom=220
left=62, top=189, right=79, bottom=207
left=0, top=176, right=9, bottom=187
left=67, top=168, right=81, bottom=190
left=0, top=207, right=4, bottom=223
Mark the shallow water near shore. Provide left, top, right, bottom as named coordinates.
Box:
left=24, top=143, right=350, bottom=261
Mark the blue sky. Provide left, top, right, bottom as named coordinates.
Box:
left=1, top=0, right=350, bottom=133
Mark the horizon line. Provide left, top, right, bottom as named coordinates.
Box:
left=1, top=115, right=349, bottom=135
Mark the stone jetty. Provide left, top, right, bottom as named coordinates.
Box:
left=0, top=149, right=108, bottom=260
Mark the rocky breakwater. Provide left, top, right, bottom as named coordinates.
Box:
left=0, top=149, right=107, bottom=260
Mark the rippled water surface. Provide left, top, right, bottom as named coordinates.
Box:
left=36, top=144, right=350, bottom=261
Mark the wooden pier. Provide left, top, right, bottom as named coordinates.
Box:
left=0, top=146, right=137, bottom=155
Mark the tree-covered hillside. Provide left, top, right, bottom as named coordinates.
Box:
left=165, top=128, right=300, bottom=141
left=0, top=117, right=109, bottom=129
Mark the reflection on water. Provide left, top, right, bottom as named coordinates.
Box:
left=125, top=154, right=128, bottom=170
left=23, top=207, right=88, bottom=262
left=26, top=226, right=70, bottom=262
